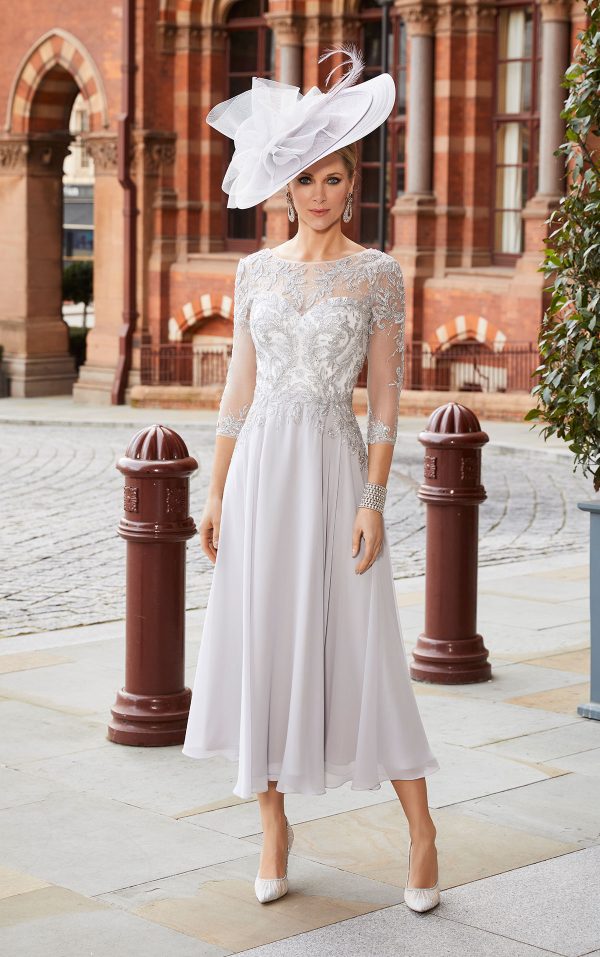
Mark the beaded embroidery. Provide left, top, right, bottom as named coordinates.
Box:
left=215, top=247, right=406, bottom=472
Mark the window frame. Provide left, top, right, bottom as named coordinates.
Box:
left=490, top=0, right=542, bottom=265
left=224, top=0, right=274, bottom=252
left=358, top=2, right=406, bottom=252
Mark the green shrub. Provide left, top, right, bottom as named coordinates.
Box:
left=525, top=0, right=600, bottom=490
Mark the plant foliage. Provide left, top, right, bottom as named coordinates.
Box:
left=525, top=0, right=600, bottom=490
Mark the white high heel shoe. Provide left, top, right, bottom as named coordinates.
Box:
left=404, top=837, right=440, bottom=912
left=254, top=815, right=294, bottom=903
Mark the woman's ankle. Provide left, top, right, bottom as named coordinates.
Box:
left=409, top=821, right=437, bottom=843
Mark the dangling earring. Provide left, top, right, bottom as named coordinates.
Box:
left=342, top=191, right=353, bottom=223
left=286, top=190, right=296, bottom=223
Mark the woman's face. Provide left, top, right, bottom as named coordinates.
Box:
left=287, top=154, right=354, bottom=229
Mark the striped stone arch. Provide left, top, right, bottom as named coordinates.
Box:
left=429, top=314, right=508, bottom=354
left=158, top=0, right=178, bottom=22
left=168, top=289, right=235, bottom=341
left=5, top=30, right=109, bottom=134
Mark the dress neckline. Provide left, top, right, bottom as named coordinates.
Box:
left=266, top=247, right=375, bottom=265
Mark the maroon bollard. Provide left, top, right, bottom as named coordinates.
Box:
left=108, top=424, right=198, bottom=745
left=412, top=402, right=492, bottom=684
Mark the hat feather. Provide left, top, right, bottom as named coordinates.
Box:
left=318, top=43, right=365, bottom=99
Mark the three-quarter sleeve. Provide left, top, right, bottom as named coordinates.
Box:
left=215, top=256, right=257, bottom=438
left=366, top=256, right=406, bottom=446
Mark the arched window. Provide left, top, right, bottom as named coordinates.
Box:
left=225, top=0, right=274, bottom=250
left=492, top=2, right=541, bottom=262
left=358, top=0, right=406, bottom=249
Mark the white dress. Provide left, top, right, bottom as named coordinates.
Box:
left=182, top=246, right=440, bottom=798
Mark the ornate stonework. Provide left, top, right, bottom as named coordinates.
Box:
left=84, top=134, right=118, bottom=175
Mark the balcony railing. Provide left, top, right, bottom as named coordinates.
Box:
left=141, top=340, right=541, bottom=393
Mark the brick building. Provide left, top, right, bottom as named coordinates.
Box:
left=0, top=0, right=588, bottom=403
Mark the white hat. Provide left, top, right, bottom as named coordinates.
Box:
left=206, top=43, right=396, bottom=209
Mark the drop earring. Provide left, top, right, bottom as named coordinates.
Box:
left=342, top=191, right=353, bottom=223
left=286, top=190, right=296, bottom=223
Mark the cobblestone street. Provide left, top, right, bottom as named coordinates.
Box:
left=1, top=419, right=595, bottom=637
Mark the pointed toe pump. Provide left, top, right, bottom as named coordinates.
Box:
left=254, top=815, right=295, bottom=903
left=404, top=837, right=441, bottom=913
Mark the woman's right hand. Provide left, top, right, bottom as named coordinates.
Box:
left=199, top=493, right=223, bottom=564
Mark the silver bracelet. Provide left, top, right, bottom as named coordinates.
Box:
left=358, top=482, right=387, bottom=512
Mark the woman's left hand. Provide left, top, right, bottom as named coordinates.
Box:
left=352, top=507, right=384, bottom=574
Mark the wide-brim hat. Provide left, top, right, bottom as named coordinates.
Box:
left=205, top=43, right=396, bottom=209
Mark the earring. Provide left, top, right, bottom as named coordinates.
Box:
left=286, top=190, right=296, bottom=223
left=342, top=191, right=353, bottom=223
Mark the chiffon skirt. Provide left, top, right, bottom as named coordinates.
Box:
left=182, top=409, right=440, bottom=798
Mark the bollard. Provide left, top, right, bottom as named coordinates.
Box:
left=108, top=424, right=198, bottom=745
left=412, top=402, right=491, bottom=684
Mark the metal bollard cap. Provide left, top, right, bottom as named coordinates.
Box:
left=117, top=424, right=199, bottom=478
left=418, top=402, right=489, bottom=450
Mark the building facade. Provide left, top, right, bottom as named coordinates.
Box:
left=0, top=0, right=587, bottom=402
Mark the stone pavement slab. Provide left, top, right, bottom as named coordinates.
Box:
left=0, top=883, right=221, bottom=957
left=99, top=856, right=406, bottom=954
left=0, top=698, right=110, bottom=764
left=0, top=766, right=71, bottom=810
left=231, top=901, right=558, bottom=957
left=454, top=771, right=600, bottom=846
left=551, top=747, right=600, bottom=775
left=479, top=717, right=600, bottom=762
left=2, top=501, right=599, bottom=953
left=0, top=790, right=258, bottom=897
left=232, top=845, right=600, bottom=957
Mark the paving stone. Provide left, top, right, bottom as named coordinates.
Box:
left=455, top=772, right=600, bottom=845
left=0, top=699, right=110, bottom=765
left=0, top=885, right=223, bottom=957
left=0, top=791, right=259, bottom=897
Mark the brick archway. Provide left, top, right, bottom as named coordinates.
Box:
left=0, top=30, right=112, bottom=397
left=5, top=29, right=109, bottom=133
left=429, top=314, right=508, bottom=354
left=168, top=289, right=234, bottom=341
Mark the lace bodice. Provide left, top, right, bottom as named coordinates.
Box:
left=215, top=247, right=406, bottom=472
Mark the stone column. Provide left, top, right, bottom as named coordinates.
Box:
left=0, top=133, right=77, bottom=397
left=261, top=14, right=306, bottom=246
left=72, top=134, right=124, bottom=403
left=390, top=2, right=438, bottom=345
left=139, top=131, right=178, bottom=363
left=405, top=23, right=434, bottom=196
left=199, top=25, right=229, bottom=253
left=517, top=0, right=572, bottom=273
left=461, top=2, right=498, bottom=267
left=172, top=22, right=203, bottom=259
left=539, top=0, right=572, bottom=197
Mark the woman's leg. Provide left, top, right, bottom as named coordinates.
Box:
left=256, top=779, right=289, bottom=878
left=391, top=777, right=438, bottom=887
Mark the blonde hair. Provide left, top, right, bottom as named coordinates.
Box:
left=334, top=142, right=359, bottom=180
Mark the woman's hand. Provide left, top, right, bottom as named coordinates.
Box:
left=352, top=506, right=384, bottom=574
left=199, top=493, right=223, bottom=564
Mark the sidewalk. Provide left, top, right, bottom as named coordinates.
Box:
left=0, top=392, right=575, bottom=453
left=1, top=548, right=598, bottom=956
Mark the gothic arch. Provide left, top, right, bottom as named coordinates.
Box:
left=206, top=0, right=245, bottom=27
left=429, top=314, right=508, bottom=354
left=4, top=30, right=109, bottom=133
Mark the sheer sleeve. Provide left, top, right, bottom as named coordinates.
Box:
left=215, top=256, right=257, bottom=438
left=366, top=256, right=406, bottom=446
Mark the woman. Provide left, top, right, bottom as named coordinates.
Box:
left=182, top=43, right=441, bottom=913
